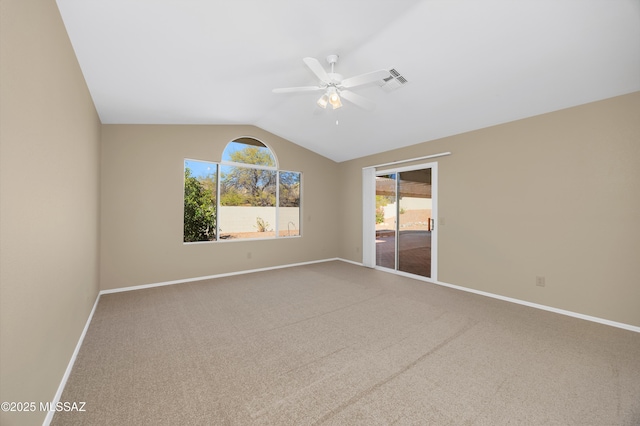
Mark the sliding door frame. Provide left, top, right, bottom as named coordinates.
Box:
left=363, top=161, right=438, bottom=282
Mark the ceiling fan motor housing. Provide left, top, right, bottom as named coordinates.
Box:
left=326, top=54, right=339, bottom=65
left=327, top=73, right=343, bottom=85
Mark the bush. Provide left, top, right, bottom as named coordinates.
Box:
left=255, top=217, right=270, bottom=232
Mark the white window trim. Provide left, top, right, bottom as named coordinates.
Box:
left=183, top=138, right=301, bottom=244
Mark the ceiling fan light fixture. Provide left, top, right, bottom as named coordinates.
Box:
left=330, top=96, right=342, bottom=109
left=328, top=88, right=342, bottom=109
left=317, top=94, right=329, bottom=109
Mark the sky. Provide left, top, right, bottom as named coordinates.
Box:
left=185, top=159, right=216, bottom=179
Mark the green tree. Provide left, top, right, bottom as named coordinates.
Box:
left=279, top=171, right=300, bottom=207
left=219, top=188, right=244, bottom=206
left=221, top=147, right=277, bottom=206
left=229, top=145, right=275, bottom=167
left=184, top=167, right=216, bottom=242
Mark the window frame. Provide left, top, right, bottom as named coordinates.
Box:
left=183, top=137, right=301, bottom=244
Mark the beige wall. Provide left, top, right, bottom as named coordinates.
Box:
left=1, top=2, right=638, bottom=424
left=100, top=125, right=339, bottom=290
left=338, top=92, right=640, bottom=327
left=0, top=0, right=101, bottom=425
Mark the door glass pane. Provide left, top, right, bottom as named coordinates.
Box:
left=398, top=169, right=432, bottom=277
left=375, top=174, right=396, bottom=269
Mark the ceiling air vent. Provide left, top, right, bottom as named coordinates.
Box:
left=379, top=68, right=408, bottom=92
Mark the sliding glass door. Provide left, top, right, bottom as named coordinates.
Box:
left=375, top=164, right=436, bottom=279
left=397, top=169, right=432, bottom=277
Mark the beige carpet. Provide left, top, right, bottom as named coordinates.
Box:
left=52, top=261, right=640, bottom=425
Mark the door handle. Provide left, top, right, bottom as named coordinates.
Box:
left=430, top=218, right=435, bottom=230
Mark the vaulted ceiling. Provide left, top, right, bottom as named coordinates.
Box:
left=56, top=0, right=640, bottom=162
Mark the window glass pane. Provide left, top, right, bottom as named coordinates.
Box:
left=222, top=138, right=275, bottom=166
left=279, top=171, right=301, bottom=237
left=183, top=160, right=217, bottom=242
left=219, top=164, right=276, bottom=240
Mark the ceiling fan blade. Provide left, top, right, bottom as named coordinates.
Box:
left=303, top=57, right=330, bottom=83
left=341, top=69, right=390, bottom=89
left=340, top=90, right=376, bottom=111
left=272, top=86, right=324, bottom=94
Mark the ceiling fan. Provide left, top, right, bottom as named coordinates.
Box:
left=273, top=55, right=390, bottom=111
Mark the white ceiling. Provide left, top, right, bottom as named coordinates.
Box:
left=56, top=0, right=640, bottom=162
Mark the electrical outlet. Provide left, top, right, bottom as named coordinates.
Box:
left=536, top=276, right=545, bottom=287
left=247, top=252, right=252, bottom=260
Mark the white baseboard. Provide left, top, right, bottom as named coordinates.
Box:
left=337, top=258, right=640, bottom=334
left=431, top=278, right=640, bottom=333
left=102, top=255, right=638, bottom=333
left=335, top=257, right=362, bottom=266
left=99, top=258, right=341, bottom=295
left=43, top=293, right=101, bottom=426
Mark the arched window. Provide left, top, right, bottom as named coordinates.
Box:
left=183, top=137, right=301, bottom=242
left=221, top=137, right=277, bottom=168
